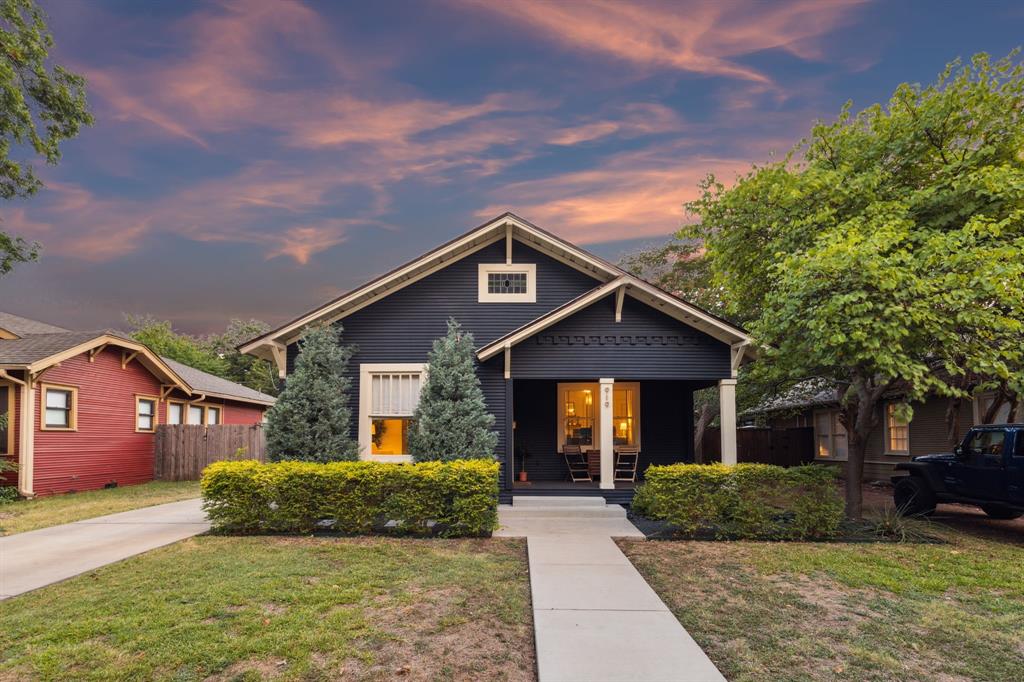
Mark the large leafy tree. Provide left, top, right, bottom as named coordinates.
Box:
left=408, top=318, right=498, bottom=461
left=127, top=315, right=279, bottom=395
left=265, top=325, right=358, bottom=462
left=203, top=319, right=280, bottom=396
left=1, top=0, right=93, bottom=275
left=686, top=52, right=1024, bottom=519
left=127, top=315, right=229, bottom=378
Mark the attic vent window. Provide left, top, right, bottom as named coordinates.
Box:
left=488, top=272, right=528, bottom=295
left=478, top=263, right=536, bottom=303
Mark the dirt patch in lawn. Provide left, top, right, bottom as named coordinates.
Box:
left=619, top=537, right=1024, bottom=682
left=0, top=536, right=535, bottom=682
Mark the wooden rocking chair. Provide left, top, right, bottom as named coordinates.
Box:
left=563, top=444, right=592, bottom=482
left=614, top=445, right=640, bottom=482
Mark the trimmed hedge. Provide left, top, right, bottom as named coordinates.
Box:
left=632, top=463, right=843, bottom=540
left=201, top=459, right=499, bottom=537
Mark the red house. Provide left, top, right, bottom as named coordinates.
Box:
left=0, top=312, right=275, bottom=497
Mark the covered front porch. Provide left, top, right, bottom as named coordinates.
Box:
left=504, top=377, right=738, bottom=501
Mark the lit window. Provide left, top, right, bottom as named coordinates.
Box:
left=42, top=385, right=76, bottom=430
left=478, top=264, right=536, bottom=302
left=188, top=405, right=204, bottom=425
left=168, top=402, right=184, bottom=425
left=556, top=382, right=641, bottom=451
left=886, top=404, right=909, bottom=454
left=206, top=406, right=221, bottom=425
left=136, top=397, right=157, bottom=432
left=613, top=385, right=638, bottom=447
left=814, top=410, right=848, bottom=460
left=367, top=370, right=422, bottom=456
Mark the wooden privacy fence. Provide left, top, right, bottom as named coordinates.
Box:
left=703, top=427, right=814, bottom=468
left=155, top=424, right=266, bottom=481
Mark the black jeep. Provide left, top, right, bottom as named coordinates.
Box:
left=892, top=424, right=1024, bottom=519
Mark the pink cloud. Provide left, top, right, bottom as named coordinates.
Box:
left=456, top=0, right=868, bottom=83
left=475, top=143, right=772, bottom=244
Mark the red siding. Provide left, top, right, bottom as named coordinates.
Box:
left=222, top=400, right=266, bottom=425
left=33, top=348, right=162, bottom=495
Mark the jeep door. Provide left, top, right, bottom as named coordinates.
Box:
left=1009, top=430, right=1024, bottom=504
left=951, top=429, right=1010, bottom=501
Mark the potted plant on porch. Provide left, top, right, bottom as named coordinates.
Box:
left=516, top=445, right=530, bottom=483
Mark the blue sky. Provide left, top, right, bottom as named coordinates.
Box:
left=2, top=0, right=1021, bottom=333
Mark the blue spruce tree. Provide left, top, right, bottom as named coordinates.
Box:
left=408, top=318, right=498, bottom=461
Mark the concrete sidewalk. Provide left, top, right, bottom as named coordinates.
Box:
left=497, top=497, right=725, bottom=682
left=0, top=498, right=208, bottom=600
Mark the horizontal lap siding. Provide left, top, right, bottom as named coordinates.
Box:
left=33, top=348, right=161, bottom=495
left=220, top=401, right=267, bottom=425
left=286, top=239, right=601, bottom=473
left=509, top=297, right=731, bottom=380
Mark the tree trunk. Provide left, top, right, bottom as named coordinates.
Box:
left=693, top=402, right=715, bottom=464
left=944, top=397, right=963, bottom=448
left=839, top=375, right=886, bottom=521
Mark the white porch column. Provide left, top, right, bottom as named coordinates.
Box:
left=719, top=379, right=737, bottom=466
left=18, top=382, right=35, bottom=496
left=599, top=378, right=615, bottom=489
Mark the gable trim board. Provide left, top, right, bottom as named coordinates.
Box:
left=241, top=212, right=754, bottom=373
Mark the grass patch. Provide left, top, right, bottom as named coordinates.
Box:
left=620, top=524, right=1024, bottom=682
left=0, top=536, right=534, bottom=681
left=0, top=481, right=199, bottom=535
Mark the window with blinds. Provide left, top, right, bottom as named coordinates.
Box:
left=369, top=372, right=422, bottom=456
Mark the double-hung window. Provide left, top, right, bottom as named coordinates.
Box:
left=136, top=396, right=158, bottom=432
left=41, top=384, right=77, bottom=431
left=168, top=401, right=185, bottom=425
left=814, top=409, right=848, bottom=460
left=885, top=403, right=910, bottom=454
left=359, top=364, right=426, bottom=461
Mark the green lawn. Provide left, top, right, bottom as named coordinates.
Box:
left=0, top=536, right=534, bottom=681
left=620, top=522, right=1024, bottom=682
left=0, top=481, right=199, bottom=535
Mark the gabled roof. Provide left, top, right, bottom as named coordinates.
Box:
left=0, top=311, right=69, bottom=338
left=241, top=212, right=754, bottom=366
left=0, top=312, right=275, bottom=407
left=0, top=331, right=190, bottom=390
left=477, top=277, right=628, bottom=360
left=161, top=357, right=276, bottom=406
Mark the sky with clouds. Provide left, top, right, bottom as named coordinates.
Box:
left=1, top=0, right=1021, bottom=333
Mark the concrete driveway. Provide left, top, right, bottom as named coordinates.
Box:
left=0, top=498, right=208, bottom=600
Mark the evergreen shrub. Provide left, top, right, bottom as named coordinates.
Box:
left=201, top=459, right=499, bottom=537
left=632, top=463, right=843, bottom=540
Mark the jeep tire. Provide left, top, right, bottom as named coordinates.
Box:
left=893, top=476, right=936, bottom=516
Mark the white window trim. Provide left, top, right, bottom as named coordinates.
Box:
left=813, top=409, right=849, bottom=461
left=883, top=402, right=910, bottom=455
left=556, top=381, right=640, bottom=453
left=478, top=263, right=536, bottom=303
left=358, top=363, right=427, bottom=463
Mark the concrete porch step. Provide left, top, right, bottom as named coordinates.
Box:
left=512, top=496, right=607, bottom=507
left=499, top=504, right=627, bottom=519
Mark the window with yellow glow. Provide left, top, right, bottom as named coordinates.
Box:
left=886, top=403, right=909, bottom=453
left=562, top=386, right=595, bottom=448
left=369, top=372, right=422, bottom=456
left=613, top=386, right=636, bottom=446
left=556, top=382, right=640, bottom=451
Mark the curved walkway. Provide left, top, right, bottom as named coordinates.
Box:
left=496, top=497, right=725, bottom=682
left=0, top=498, right=208, bottom=600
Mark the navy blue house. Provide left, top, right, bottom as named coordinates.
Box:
left=242, top=213, right=752, bottom=502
